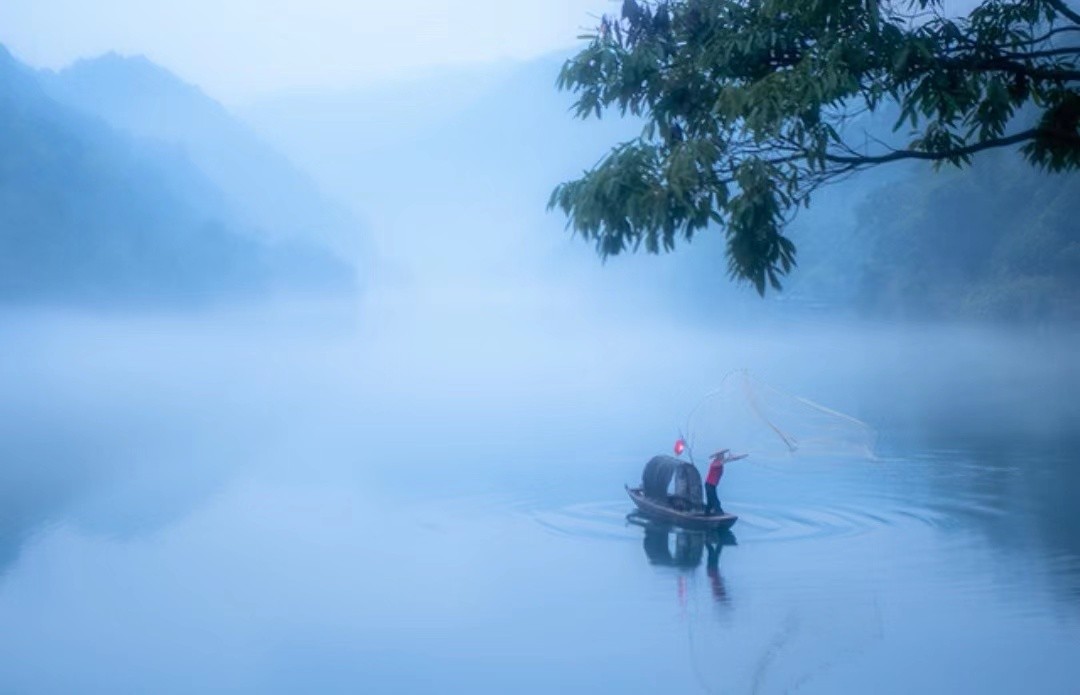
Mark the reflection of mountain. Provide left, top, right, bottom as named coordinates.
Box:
left=0, top=387, right=256, bottom=578
left=914, top=431, right=1080, bottom=609
left=0, top=46, right=355, bottom=305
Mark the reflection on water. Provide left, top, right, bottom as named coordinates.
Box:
left=633, top=516, right=735, bottom=610
left=633, top=513, right=732, bottom=579
left=0, top=310, right=1078, bottom=693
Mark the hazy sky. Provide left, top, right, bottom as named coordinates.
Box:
left=0, top=0, right=612, bottom=102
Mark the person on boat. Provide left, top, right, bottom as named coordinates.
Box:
left=704, top=449, right=746, bottom=515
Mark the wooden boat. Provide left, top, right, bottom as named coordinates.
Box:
left=626, top=486, right=738, bottom=530
left=626, top=455, right=738, bottom=531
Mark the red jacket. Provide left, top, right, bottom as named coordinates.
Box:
left=706, top=460, right=724, bottom=486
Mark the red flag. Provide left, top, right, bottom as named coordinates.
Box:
left=674, top=438, right=686, bottom=456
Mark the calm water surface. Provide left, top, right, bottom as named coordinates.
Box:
left=0, top=302, right=1077, bottom=694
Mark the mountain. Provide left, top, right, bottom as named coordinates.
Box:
left=243, top=54, right=860, bottom=318
left=854, top=149, right=1080, bottom=321
left=39, top=52, right=364, bottom=260
left=241, top=55, right=706, bottom=302
left=245, top=60, right=519, bottom=162
left=0, top=46, right=353, bottom=305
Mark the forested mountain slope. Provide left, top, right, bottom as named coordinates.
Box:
left=0, top=46, right=354, bottom=305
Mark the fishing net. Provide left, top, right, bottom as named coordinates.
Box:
left=679, top=371, right=876, bottom=464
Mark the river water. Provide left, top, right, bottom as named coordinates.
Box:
left=0, top=296, right=1077, bottom=694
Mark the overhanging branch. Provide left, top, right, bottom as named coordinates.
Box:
left=709, top=126, right=1076, bottom=188
left=943, top=57, right=1080, bottom=82
left=1046, top=0, right=1080, bottom=27
left=999, top=47, right=1080, bottom=60
left=998, top=26, right=1080, bottom=49
left=823, top=128, right=1041, bottom=164
left=718, top=128, right=1060, bottom=176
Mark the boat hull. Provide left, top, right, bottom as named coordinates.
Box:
left=626, top=486, right=738, bottom=531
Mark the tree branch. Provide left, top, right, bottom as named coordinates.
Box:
left=943, top=56, right=1080, bottom=82
left=709, top=129, right=1045, bottom=185
left=823, top=128, right=1046, bottom=165
left=998, top=26, right=1080, bottom=49
left=999, top=46, right=1080, bottom=60
left=1046, top=0, right=1080, bottom=27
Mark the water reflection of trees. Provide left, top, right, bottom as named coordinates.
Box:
left=903, top=431, right=1080, bottom=609
left=0, top=422, right=229, bottom=579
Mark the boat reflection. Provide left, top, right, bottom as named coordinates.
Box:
left=628, top=512, right=735, bottom=605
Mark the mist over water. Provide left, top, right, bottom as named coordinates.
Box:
left=1, top=35, right=1079, bottom=695
left=2, top=289, right=1078, bottom=693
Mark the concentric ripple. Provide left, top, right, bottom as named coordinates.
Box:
left=530, top=500, right=645, bottom=541
left=731, top=500, right=935, bottom=542
left=527, top=493, right=1002, bottom=544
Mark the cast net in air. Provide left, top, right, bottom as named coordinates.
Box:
left=678, top=371, right=877, bottom=464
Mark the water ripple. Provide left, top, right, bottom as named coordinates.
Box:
left=527, top=494, right=1006, bottom=545
left=530, top=501, right=645, bottom=541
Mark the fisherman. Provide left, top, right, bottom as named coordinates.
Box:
left=704, top=449, right=746, bottom=515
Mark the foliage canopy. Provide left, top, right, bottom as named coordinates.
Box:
left=550, top=0, right=1080, bottom=294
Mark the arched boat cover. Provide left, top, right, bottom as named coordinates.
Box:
left=641, top=455, right=704, bottom=508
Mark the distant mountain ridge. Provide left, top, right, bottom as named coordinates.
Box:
left=0, top=45, right=355, bottom=305
left=240, top=54, right=663, bottom=293
left=40, top=52, right=363, bottom=258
